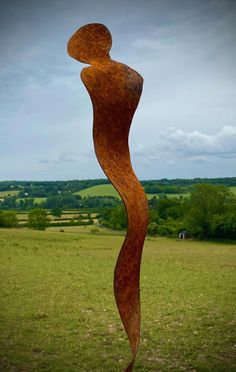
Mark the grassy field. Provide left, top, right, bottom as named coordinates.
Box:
left=75, top=184, right=189, bottom=200
left=1, top=185, right=234, bottom=203
left=76, top=184, right=236, bottom=201
left=229, top=186, right=236, bottom=195
left=17, top=197, right=47, bottom=204
left=0, top=228, right=235, bottom=371
left=16, top=211, right=97, bottom=226
left=0, top=190, right=19, bottom=198
left=75, top=184, right=120, bottom=199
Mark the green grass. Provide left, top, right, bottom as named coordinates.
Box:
left=158, top=192, right=190, bottom=199
left=17, top=197, right=46, bottom=204
left=76, top=184, right=236, bottom=201
left=0, top=228, right=235, bottom=371
left=1, top=185, right=234, bottom=204
left=75, top=184, right=120, bottom=198
left=75, top=184, right=189, bottom=200
left=229, top=186, right=236, bottom=195
left=16, top=211, right=97, bottom=226
left=0, top=190, right=19, bottom=198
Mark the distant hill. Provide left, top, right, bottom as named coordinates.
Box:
left=75, top=183, right=236, bottom=199
left=0, top=177, right=235, bottom=198
left=75, top=184, right=120, bottom=198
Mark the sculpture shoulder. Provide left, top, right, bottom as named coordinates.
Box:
left=81, top=65, right=110, bottom=88
left=81, top=62, right=143, bottom=84
left=80, top=62, right=143, bottom=99
left=121, top=63, right=143, bottom=84
left=80, top=66, right=94, bottom=84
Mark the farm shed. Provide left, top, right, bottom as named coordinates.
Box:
left=179, top=231, right=192, bottom=239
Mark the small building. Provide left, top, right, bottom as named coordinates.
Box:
left=179, top=231, right=192, bottom=240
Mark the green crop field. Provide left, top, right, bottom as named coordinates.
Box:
left=0, top=228, right=235, bottom=371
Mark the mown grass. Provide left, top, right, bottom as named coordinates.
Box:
left=0, top=228, right=235, bottom=371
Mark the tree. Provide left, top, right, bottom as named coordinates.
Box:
left=210, top=211, right=236, bottom=240
left=100, top=205, right=127, bottom=230
left=51, top=207, right=62, bottom=217
left=149, top=208, right=159, bottom=224
left=0, top=196, right=17, bottom=210
left=149, top=196, right=158, bottom=209
left=184, top=184, right=236, bottom=239
left=28, top=209, right=50, bottom=231
left=147, top=222, right=159, bottom=236
left=156, top=197, right=183, bottom=220
left=0, top=210, right=18, bottom=228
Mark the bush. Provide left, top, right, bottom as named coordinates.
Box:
left=28, top=209, right=50, bottom=231
left=51, top=207, right=62, bottom=217
left=157, top=225, right=172, bottom=237
left=184, top=184, right=236, bottom=239
left=147, top=222, right=159, bottom=236
left=0, top=210, right=18, bottom=228
left=100, top=205, right=127, bottom=230
left=50, top=220, right=94, bottom=227
left=210, top=212, right=236, bottom=240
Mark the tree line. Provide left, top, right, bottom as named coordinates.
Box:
left=100, top=184, right=236, bottom=240
left=1, top=183, right=236, bottom=240
left=1, top=177, right=235, bottom=196
left=0, top=194, right=120, bottom=211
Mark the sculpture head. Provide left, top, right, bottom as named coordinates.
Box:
left=67, top=23, right=112, bottom=65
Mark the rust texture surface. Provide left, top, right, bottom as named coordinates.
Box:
left=67, top=23, right=148, bottom=371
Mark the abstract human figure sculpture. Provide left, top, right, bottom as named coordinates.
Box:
left=67, top=23, right=148, bottom=371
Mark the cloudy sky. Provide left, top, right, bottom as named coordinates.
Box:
left=0, top=0, right=236, bottom=181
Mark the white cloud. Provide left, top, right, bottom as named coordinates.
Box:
left=133, top=126, right=236, bottom=165
left=161, top=125, right=236, bottom=158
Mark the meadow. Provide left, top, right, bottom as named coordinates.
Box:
left=0, top=190, right=19, bottom=198
left=75, top=184, right=121, bottom=199
left=0, top=228, right=235, bottom=371
left=1, top=183, right=235, bottom=206
left=75, top=184, right=188, bottom=200
left=75, top=184, right=236, bottom=200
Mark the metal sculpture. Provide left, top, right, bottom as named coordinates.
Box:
left=67, top=23, right=148, bottom=371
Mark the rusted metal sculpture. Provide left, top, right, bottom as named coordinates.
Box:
left=67, top=23, right=148, bottom=371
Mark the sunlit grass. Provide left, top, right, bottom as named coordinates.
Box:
left=229, top=186, right=236, bottom=195
left=74, top=184, right=189, bottom=200
left=0, top=228, right=235, bottom=371
left=0, top=190, right=19, bottom=197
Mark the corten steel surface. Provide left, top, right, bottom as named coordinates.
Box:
left=67, top=23, right=148, bottom=371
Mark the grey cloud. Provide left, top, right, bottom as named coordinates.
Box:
left=161, top=125, right=236, bottom=158
left=1, top=0, right=236, bottom=180
left=39, top=152, right=77, bottom=165
left=134, top=126, right=236, bottom=165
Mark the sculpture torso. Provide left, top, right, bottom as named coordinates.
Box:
left=81, top=60, right=143, bottom=109
left=81, top=61, right=144, bottom=198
